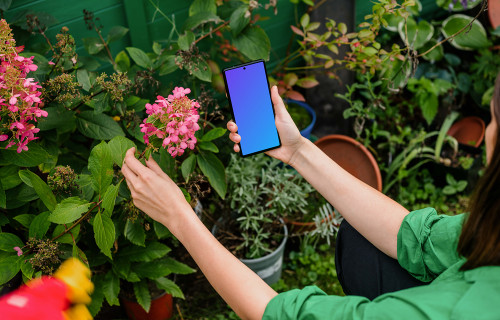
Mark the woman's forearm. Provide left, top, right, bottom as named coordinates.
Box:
left=165, top=209, right=277, bottom=320
left=289, top=138, right=408, bottom=258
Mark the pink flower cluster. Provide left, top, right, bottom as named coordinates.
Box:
left=0, top=19, right=47, bottom=153
left=140, top=87, right=200, bottom=157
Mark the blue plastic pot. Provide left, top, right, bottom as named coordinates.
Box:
left=284, top=99, right=317, bottom=139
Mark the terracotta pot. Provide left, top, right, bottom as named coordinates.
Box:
left=314, top=135, right=382, bottom=192
left=489, top=0, right=500, bottom=29
left=447, top=116, right=485, bottom=148
left=284, top=211, right=339, bottom=233
left=122, top=292, right=173, bottom=320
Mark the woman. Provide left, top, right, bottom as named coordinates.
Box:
left=121, top=77, right=500, bottom=319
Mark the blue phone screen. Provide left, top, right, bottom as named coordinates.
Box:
left=224, top=61, right=281, bottom=156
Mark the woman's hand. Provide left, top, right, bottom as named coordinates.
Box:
left=121, top=147, right=192, bottom=230
left=227, top=85, right=306, bottom=165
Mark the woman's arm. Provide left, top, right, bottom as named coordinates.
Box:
left=228, top=86, right=408, bottom=259
left=289, top=138, right=408, bottom=258
left=121, top=149, right=277, bottom=320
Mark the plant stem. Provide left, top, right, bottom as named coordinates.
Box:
left=284, top=63, right=326, bottom=71
left=95, top=29, right=116, bottom=67
left=52, top=199, right=103, bottom=242
left=194, top=21, right=230, bottom=45
left=148, top=0, right=180, bottom=37
left=417, top=0, right=487, bottom=58
left=71, top=89, right=105, bottom=110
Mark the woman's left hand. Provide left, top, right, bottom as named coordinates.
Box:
left=121, top=147, right=192, bottom=230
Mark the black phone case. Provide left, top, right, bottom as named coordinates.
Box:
left=222, top=59, right=282, bottom=157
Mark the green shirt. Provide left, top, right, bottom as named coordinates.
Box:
left=263, top=207, right=500, bottom=319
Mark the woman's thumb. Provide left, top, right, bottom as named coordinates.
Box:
left=271, top=85, right=288, bottom=117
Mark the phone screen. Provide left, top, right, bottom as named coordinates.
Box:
left=223, top=60, right=281, bottom=157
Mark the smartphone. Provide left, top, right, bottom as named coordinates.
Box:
left=223, top=59, right=281, bottom=157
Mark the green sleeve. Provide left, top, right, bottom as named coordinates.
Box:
left=262, top=284, right=464, bottom=319
left=397, top=207, right=465, bottom=282
left=262, top=286, right=370, bottom=320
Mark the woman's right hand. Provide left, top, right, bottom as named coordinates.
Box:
left=227, top=85, right=305, bottom=165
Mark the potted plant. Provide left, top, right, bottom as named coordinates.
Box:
left=284, top=99, right=317, bottom=139
left=214, top=153, right=314, bottom=285
left=314, top=135, right=383, bottom=192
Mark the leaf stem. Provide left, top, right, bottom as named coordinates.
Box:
left=194, top=21, right=229, bottom=45
left=52, top=199, right=103, bottom=242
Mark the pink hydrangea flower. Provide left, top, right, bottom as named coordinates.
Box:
left=13, top=247, right=23, bottom=256
left=0, top=19, right=47, bottom=153
left=142, top=87, right=200, bottom=157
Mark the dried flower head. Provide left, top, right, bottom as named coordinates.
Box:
left=26, top=238, right=61, bottom=275
left=0, top=19, right=48, bottom=153
left=47, top=165, right=78, bottom=195
left=140, top=87, right=201, bottom=157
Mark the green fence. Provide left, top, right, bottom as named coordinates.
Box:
left=4, top=0, right=301, bottom=70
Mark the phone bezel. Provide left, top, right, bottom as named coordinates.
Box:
left=222, top=59, right=282, bottom=157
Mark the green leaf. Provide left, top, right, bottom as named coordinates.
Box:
left=115, top=50, right=131, bottom=72
left=197, top=152, right=227, bottom=199
left=103, top=271, right=120, bottom=306
left=89, top=141, right=114, bottom=195
left=300, top=13, right=310, bottom=28
left=441, top=14, right=490, bottom=50
left=21, top=257, right=34, bottom=280
left=442, top=185, right=456, bottom=195
left=181, top=154, right=197, bottom=182
left=0, top=233, right=24, bottom=251
left=201, top=128, right=226, bottom=141
left=126, top=47, right=153, bottom=69
left=88, top=274, right=105, bottom=316
left=133, top=260, right=173, bottom=279
left=0, top=255, right=21, bottom=286
left=163, top=257, right=196, bottom=274
left=37, top=105, right=76, bottom=132
left=77, top=69, right=91, bottom=91
left=2, top=144, right=50, bottom=167
left=191, top=59, right=212, bottom=82
left=94, top=212, right=115, bottom=259
left=230, top=6, right=250, bottom=37
left=125, top=220, right=146, bottom=246
left=108, top=136, right=136, bottom=167
left=107, top=26, right=129, bottom=43
left=158, top=55, right=178, bottom=76
left=233, top=26, right=271, bottom=61
left=189, top=0, right=216, bottom=16
left=29, top=211, right=51, bottom=239
left=420, top=39, right=444, bottom=62
left=158, top=147, right=176, bottom=179
left=49, top=197, right=91, bottom=224
left=446, top=173, right=457, bottom=185
left=398, top=18, right=434, bottom=50
left=6, top=184, right=38, bottom=209
left=184, top=12, right=221, bottom=31
left=118, top=242, right=171, bottom=262
left=83, top=37, right=105, bottom=55
left=456, top=180, right=467, bottom=192
left=154, top=221, right=171, bottom=239
left=76, top=111, right=125, bottom=140
left=0, top=165, right=21, bottom=190
left=133, top=281, right=151, bottom=312
left=178, top=31, right=195, bottom=51
left=198, top=141, right=219, bottom=153
left=102, top=182, right=121, bottom=218
left=0, top=0, right=13, bottom=12
left=420, top=92, right=438, bottom=125
left=0, top=180, right=5, bottom=209
left=18, top=170, right=57, bottom=211
left=14, top=214, right=34, bottom=228
left=155, top=277, right=185, bottom=299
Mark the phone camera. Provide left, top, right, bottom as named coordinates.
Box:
left=243, top=67, right=246, bottom=70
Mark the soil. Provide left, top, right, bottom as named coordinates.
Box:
left=213, top=216, right=285, bottom=259
left=287, top=103, right=312, bottom=131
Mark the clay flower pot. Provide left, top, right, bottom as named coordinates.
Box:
left=122, top=292, right=173, bottom=320
left=447, top=116, right=485, bottom=148
left=489, top=0, right=500, bottom=30
left=314, top=135, right=382, bottom=192
left=284, top=210, right=339, bottom=234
